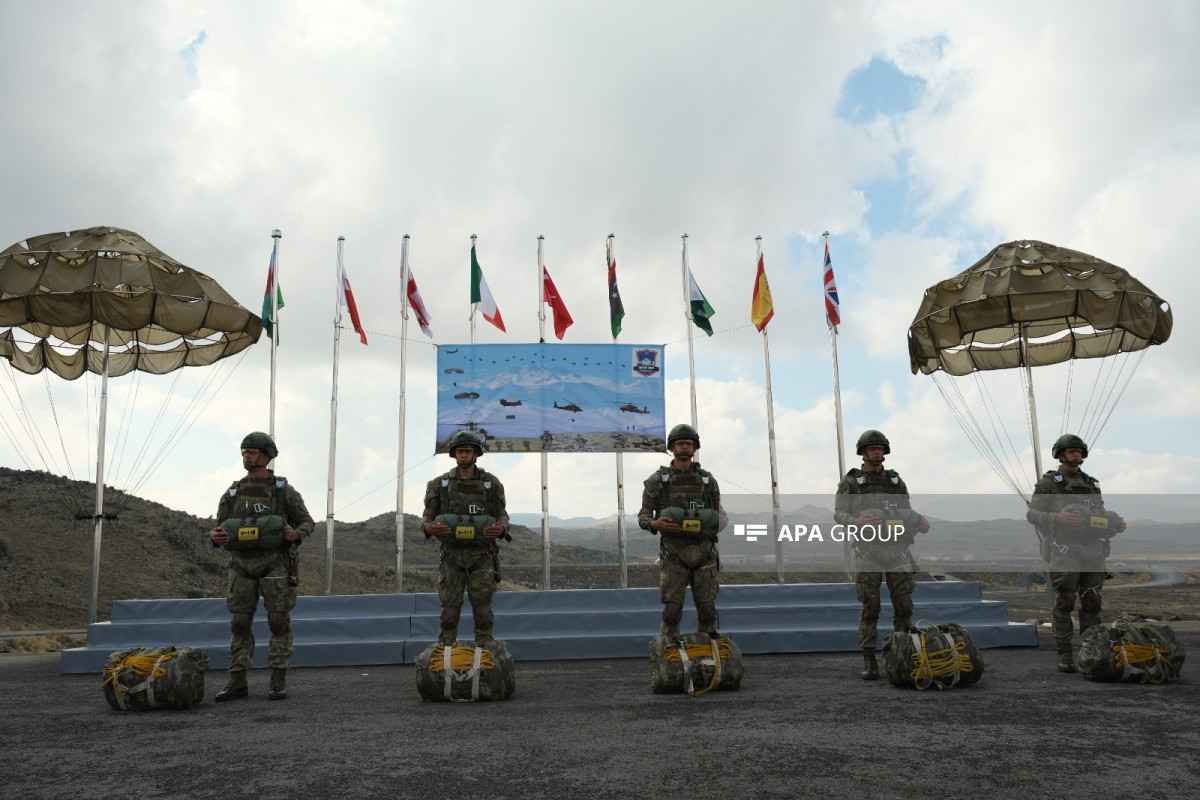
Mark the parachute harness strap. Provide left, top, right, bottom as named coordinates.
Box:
left=101, top=648, right=179, bottom=708
left=908, top=630, right=973, bottom=690
left=664, top=638, right=732, bottom=696
left=432, top=644, right=496, bottom=701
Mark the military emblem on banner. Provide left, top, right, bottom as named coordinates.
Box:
left=634, top=348, right=661, bottom=378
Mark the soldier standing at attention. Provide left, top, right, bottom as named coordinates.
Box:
left=421, top=430, right=510, bottom=646
left=834, top=429, right=930, bottom=681
left=1026, top=434, right=1126, bottom=673
left=639, top=423, right=728, bottom=639
left=209, top=431, right=314, bottom=701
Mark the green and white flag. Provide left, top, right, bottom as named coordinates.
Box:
left=687, top=269, right=715, bottom=336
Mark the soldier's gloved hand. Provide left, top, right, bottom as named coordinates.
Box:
left=917, top=515, right=931, bottom=534
left=425, top=522, right=451, bottom=539
left=283, top=522, right=300, bottom=542
left=482, top=523, right=504, bottom=539
left=210, top=527, right=230, bottom=547
left=853, top=513, right=882, bottom=527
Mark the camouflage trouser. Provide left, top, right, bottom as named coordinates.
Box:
left=855, top=570, right=917, bottom=651
left=227, top=550, right=297, bottom=671
left=1050, top=570, right=1106, bottom=648
left=658, top=538, right=719, bottom=605
left=438, top=545, right=497, bottom=609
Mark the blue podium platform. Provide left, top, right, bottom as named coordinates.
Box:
left=61, top=581, right=1037, bottom=673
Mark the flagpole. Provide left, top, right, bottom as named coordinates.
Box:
left=824, top=232, right=850, bottom=578
left=470, top=234, right=477, bottom=346
left=536, top=236, right=552, bottom=589
left=756, top=237, right=785, bottom=585
left=86, top=334, right=111, bottom=626
left=396, top=234, right=411, bottom=593
left=609, top=234, right=629, bottom=588
left=682, top=233, right=698, bottom=428
left=268, top=229, right=281, bottom=443
left=324, top=236, right=345, bottom=596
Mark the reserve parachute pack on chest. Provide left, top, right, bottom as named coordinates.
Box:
left=436, top=470, right=497, bottom=543
left=220, top=477, right=289, bottom=551
left=658, top=466, right=720, bottom=538
left=844, top=469, right=919, bottom=552
left=1035, top=470, right=1120, bottom=562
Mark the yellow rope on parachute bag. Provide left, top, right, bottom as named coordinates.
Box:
left=909, top=630, right=975, bottom=690
left=426, top=645, right=496, bottom=672
left=663, top=638, right=733, bottom=696
left=1113, top=639, right=1172, bottom=682
left=101, top=648, right=180, bottom=696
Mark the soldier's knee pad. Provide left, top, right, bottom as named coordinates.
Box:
left=267, top=612, right=291, bottom=635
left=472, top=603, right=494, bottom=628
left=695, top=601, right=718, bottom=628
left=891, top=593, right=914, bottom=620
left=1079, top=588, right=1102, bottom=615
left=662, top=602, right=684, bottom=626
left=861, top=596, right=881, bottom=622
left=1054, top=590, right=1077, bottom=615
left=441, top=605, right=462, bottom=628
left=231, top=612, right=253, bottom=635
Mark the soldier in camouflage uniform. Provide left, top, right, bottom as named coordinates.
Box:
left=834, top=430, right=930, bottom=680
left=208, top=431, right=314, bottom=701
left=639, top=423, right=728, bottom=639
left=1026, top=434, right=1126, bottom=673
left=421, top=430, right=510, bottom=646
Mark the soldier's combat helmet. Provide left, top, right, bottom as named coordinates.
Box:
left=446, top=430, right=484, bottom=456
left=666, top=423, right=701, bottom=451
left=240, top=431, right=278, bottom=459
left=1052, top=433, right=1089, bottom=459
left=855, top=429, right=891, bottom=455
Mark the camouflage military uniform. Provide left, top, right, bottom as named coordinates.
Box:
left=215, top=475, right=314, bottom=673
left=834, top=468, right=920, bottom=651
left=1026, top=468, right=1117, bottom=651
left=421, top=467, right=510, bottom=644
left=639, top=463, right=725, bottom=637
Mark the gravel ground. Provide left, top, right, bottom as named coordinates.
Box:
left=2, top=625, right=1197, bottom=800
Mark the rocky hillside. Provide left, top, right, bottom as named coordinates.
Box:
left=0, top=467, right=628, bottom=630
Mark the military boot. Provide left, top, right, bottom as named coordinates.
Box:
left=267, top=668, right=288, bottom=700
left=1056, top=647, right=1077, bottom=674
left=861, top=649, right=879, bottom=681
left=215, top=671, right=248, bottom=702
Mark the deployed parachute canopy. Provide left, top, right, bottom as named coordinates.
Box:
left=0, top=226, right=262, bottom=378
left=908, top=239, right=1172, bottom=497
left=909, top=239, right=1172, bottom=377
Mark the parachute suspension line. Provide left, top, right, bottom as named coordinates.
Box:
left=1088, top=349, right=1148, bottom=447
left=118, top=350, right=253, bottom=512
left=0, top=366, right=85, bottom=513
left=931, top=374, right=1027, bottom=499
left=980, top=369, right=1032, bottom=494
left=1060, top=359, right=1075, bottom=438
left=40, top=368, right=80, bottom=481
left=1075, top=348, right=1118, bottom=443
left=107, top=367, right=145, bottom=499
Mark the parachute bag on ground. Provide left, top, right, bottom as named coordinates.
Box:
left=882, top=623, right=984, bottom=690
left=101, top=646, right=209, bottom=710
left=1078, top=620, right=1185, bottom=683
left=649, top=633, right=743, bottom=695
left=414, top=639, right=516, bottom=701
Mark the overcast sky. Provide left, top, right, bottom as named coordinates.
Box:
left=1, top=1, right=1196, bottom=530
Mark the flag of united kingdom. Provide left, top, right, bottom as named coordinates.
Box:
left=823, top=241, right=841, bottom=330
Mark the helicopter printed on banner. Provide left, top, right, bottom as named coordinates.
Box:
left=436, top=343, right=666, bottom=453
